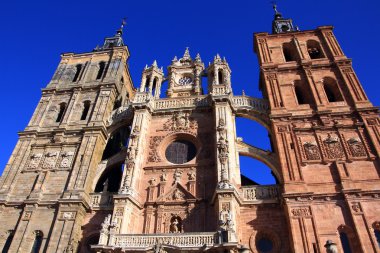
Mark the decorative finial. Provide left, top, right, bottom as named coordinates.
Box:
left=195, top=53, right=202, bottom=63
left=172, top=56, right=178, bottom=62
left=144, top=64, right=148, bottom=70
left=152, top=60, right=158, bottom=67
left=183, top=47, right=191, bottom=60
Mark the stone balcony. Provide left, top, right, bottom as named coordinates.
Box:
left=90, top=192, right=114, bottom=210
left=92, top=232, right=239, bottom=252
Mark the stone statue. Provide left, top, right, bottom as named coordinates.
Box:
left=170, top=218, right=180, bottom=233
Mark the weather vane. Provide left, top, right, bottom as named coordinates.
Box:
left=271, top=1, right=279, bottom=14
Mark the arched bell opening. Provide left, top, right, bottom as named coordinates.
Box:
left=94, top=162, right=123, bottom=193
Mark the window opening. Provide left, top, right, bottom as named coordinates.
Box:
left=72, top=64, right=82, bottom=82
left=96, top=62, right=106, bottom=80
left=56, top=103, right=67, bottom=123
left=339, top=232, right=352, bottom=253
left=81, top=101, right=91, bottom=120
left=218, top=70, right=223, bottom=84
left=2, top=231, right=14, bottom=253
left=375, top=229, right=380, bottom=248
left=31, top=231, right=43, bottom=253
left=165, top=140, right=196, bottom=164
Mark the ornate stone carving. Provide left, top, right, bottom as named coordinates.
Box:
left=42, top=151, right=59, bottom=169
left=27, top=153, right=43, bottom=169
left=115, top=208, right=123, bottom=216
left=347, top=137, right=366, bottom=157
left=187, top=169, right=196, bottom=181
left=101, top=214, right=112, bottom=234
left=59, top=151, right=74, bottom=168
left=243, top=185, right=279, bottom=201
left=23, top=211, right=32, bottom=220
left=162, top=112, right=197, bottom=132
left=63, top=239, right=76, bottom=253
left=216, top=118, right=232, bottom=189
left=148, top=136, right=164, bottom=162
left=171, top=189, right=185, bottom=201
left=61, top=212, right=75, bottom=219
left=219, top=203, right=234, bottom=231
left=291, top=207, right=311, bottom=217
left=173, top=169, right=182, bottom=185
left=303, top=141, right=321, bottom=160
left=351, top=203, right=362, bottom=213
left=323, top=134, right=344, bottom=159
left=160, top=172, right=167, bottom=182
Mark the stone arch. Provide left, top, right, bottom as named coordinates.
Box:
left=237, top=141, right=281, bottom=184
left=235, top=111, right=270, bottom=131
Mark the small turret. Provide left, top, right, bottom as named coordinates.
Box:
left=207, top=54, right=232, bottom=95
left=139, top=60, right=164, bottom=98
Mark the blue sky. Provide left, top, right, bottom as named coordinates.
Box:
left=0, top=1, right=379, bottom=185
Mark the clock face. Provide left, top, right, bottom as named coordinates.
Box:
left=178, top=76, right=193, bottom=86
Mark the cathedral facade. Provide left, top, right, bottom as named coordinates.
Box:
left=0, top=8, right=379, bottom=253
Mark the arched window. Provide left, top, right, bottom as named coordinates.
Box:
left=152, top=77, right=158, bottom=96
left=56, top=103, right=67, bottom=123
left=2, top=230, right=14, bottom=253
left=218, top=70, right=223, bottom=84
left=283, top=43, right=296, bottom=62
left=307, top=40, right=324, bottom=59
left=80, top=101, right=91, bottom=120
left=96, top=62, right=106, bottom=80
left=339, top=232, right=352, bottom=253
left=323, top=78, right=344, bottom=103
left=72, top=64, right=82, bottom=82
left=31, top=231, right=43, bottom=253
left=95, top=163, right=123, bottom=192
left=374, top=229, right=380, bottom=248
left=145, top=77, right=150, bottom=92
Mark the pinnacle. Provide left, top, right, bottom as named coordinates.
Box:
left=152, top=60, right=158, bottom=67
left=182, top=47, right=191, bottom=60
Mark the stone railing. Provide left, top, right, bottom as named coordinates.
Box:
left=241, top=185, right=279, bottom=202
left=154, top=96, right=209, bottom=110
left=90, top=192, right=114, bottom=209
left=232, top=96, right=269, bottom=113
left=109, top=232, right=218, bottom=248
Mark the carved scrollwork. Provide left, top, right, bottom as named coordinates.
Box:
left=347, top=137, right=366, bottom=157
left=303, top=141, right=321, bottom=160
left=291, top=207, right=311, bottom=217
left=323, top=134, right=344, bottom=159
left=148, top=136, right=165, bottom=163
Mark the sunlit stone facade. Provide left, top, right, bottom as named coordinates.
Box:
left=0, top=10, right=379, bottom=253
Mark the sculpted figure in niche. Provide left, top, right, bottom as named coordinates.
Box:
left=169, top=216, right=182, bottom=233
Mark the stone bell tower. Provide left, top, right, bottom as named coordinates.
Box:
left=0, top=21, right=135, bottom=252
left=254, top=5, right=380, bottom=253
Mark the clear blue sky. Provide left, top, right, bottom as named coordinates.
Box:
left=0, top=1, right=379, bottom=185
